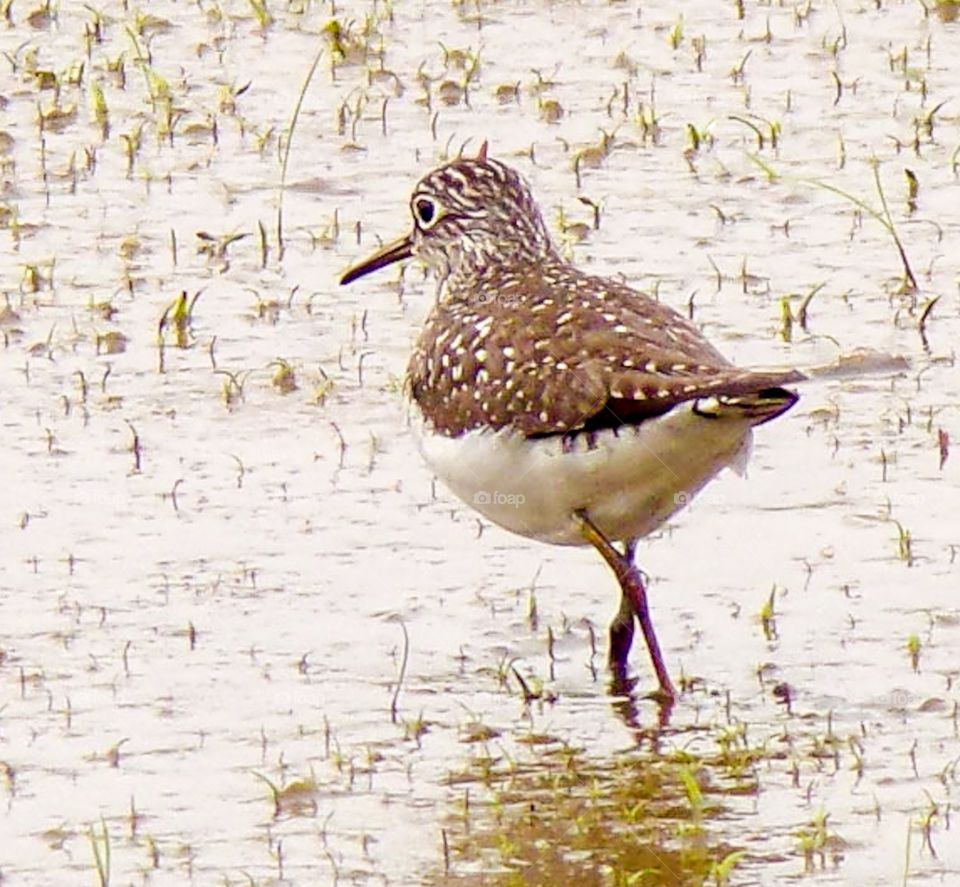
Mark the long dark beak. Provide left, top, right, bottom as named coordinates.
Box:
left=340, top=233, right=413, bottom=285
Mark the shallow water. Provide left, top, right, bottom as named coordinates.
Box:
left=1, top=1, right=958, bottom=884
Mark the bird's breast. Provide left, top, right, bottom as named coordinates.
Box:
left=409, top=400, right=756, bottom=546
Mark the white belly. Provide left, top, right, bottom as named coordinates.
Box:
left=411, top=402, right=755, bottom=546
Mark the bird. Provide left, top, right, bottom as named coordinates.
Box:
left=340, top=143, right=803, bottom=706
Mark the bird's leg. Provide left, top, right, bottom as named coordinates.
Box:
left=609, top=570, right=636, bottom=680
left=575, top=510, right=677, bottom=704
left=608, top=537, right=641, bottom=675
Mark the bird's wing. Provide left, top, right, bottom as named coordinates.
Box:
left=409, top=269, right=803, bottom=437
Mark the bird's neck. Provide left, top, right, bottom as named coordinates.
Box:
left=437, top=243, right=564, bottom=305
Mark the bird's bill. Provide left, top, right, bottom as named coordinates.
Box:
left=340, top=233, right=413, bottom=285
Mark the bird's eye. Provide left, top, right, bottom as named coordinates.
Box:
left=413, top=196, right=440, bottom=228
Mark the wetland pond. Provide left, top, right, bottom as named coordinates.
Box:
left=1, top=1, right=959, bottom=884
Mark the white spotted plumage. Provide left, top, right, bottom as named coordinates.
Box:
left=340, top=150, right=804, bottom=698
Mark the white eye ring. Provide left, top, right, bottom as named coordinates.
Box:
left=413, top=196, right=441, bottom=229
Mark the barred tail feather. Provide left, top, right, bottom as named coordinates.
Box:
left=713, top=387, right=800, bottom=426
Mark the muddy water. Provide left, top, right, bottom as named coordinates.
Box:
left=1, top=1, right=958, bottom=884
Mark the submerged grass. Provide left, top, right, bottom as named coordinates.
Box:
left=430, top=739, right=759, bottom=887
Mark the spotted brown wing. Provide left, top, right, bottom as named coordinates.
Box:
left=408, top=265, right=803, bottom=438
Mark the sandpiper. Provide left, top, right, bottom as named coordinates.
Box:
left=341, top=144, right=802, bottom=705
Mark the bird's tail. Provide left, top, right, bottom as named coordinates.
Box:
left=695, top=384, right=800, bottom=427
